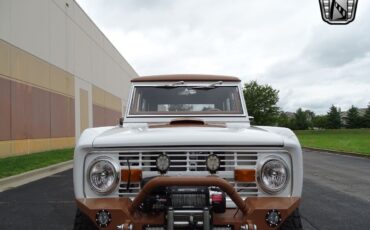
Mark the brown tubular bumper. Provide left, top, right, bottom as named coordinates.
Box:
left=130, top=176, right=248, bottom=214
left=76, top=176, right=300, bottom=230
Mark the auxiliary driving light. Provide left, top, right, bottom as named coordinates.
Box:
left=206, top=154, right=220, bottom=173
left=95, top=210, right=111, bottom=228
left=265, top=209, right=282, bottom=227
left=156, top=154, right=170, bottom=174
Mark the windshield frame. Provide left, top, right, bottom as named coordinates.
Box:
left=125, top=82, right=247, bottom=118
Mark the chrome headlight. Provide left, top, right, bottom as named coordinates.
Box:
left=258, top=157, right=289, bottom=194
left=87, top=157, right=119, bottom=194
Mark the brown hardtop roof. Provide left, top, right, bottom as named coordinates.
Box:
left=131, top=74, right=241, bottom=82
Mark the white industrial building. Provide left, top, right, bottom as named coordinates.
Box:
left=0, top=0, right=138, bottom=157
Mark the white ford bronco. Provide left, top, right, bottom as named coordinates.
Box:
left=73, top=74, right=303, bottom=230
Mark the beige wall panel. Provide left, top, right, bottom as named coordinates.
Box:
left=10, top=46, right=50, bottom=89
left=92, top=86, right=122, bottom=112
left=0, top=137, right=75, bottom=158
left=80, top=89, right=89, bottom=132
left=105, top=92, right=122, bottom=112
left=29, top=138, right=50, bottom=153
left=11, top=139, right=29, bottom=156
left=0, top=141, right=12, bottom=158
left=0, top=40, right=11, bottom=76
left=50, top=65, right=75, bottom=97
left=92, top=85, right=105, bottom=107
left=50, top=137, right=75, bottom=150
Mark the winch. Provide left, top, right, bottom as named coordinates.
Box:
left=142, top=185, right=226, bottom=213
left=141, top=178, right=226, bottom=229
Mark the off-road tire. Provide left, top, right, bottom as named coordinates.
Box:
left=73, top=209, right=99, bottom=230
left=279, top=208, right=303, bottom=230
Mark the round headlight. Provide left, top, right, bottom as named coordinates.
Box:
left=206, top=154, right=220, bottom=174
left=258, top=157, right=289, bottom=194
left=88, top=158, right=119, bottom=194
left=156, top=154, right=170, bottom=174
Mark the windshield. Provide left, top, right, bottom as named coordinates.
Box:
left=129, top=86, right=243, bottom=115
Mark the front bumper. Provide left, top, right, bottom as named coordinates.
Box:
left=76, top=177, right=300, bottom=230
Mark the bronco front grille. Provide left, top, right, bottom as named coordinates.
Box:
left=117, top=150, right=260, bottom=199
left=118, top=151, right=258, bottom=171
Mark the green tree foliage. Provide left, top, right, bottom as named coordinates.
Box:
left=313, top=115, right=327, bottom=129
left=364, top=105, right=370, bottom=128
left=277, top=104, right=370, bottom=130
left=326, top=105, right=342, bottom=129
left=305, top=110, right=315, bottom=128
left=345, top=105, right=361, bottom=128
left=293, top=108, right=315, bottom=130
left=243, top=81, right=279, bottom=125
left=294, top=108, right=308, bottom=130
left=277, top=112, right=295, bottom=129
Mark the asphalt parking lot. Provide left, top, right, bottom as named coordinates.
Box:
left=0, top=149, right=369, bottom=230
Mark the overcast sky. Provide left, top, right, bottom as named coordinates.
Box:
left=76, top=0, right=370, bottom=114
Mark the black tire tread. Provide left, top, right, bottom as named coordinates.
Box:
left=73, top=209, right=99, bottom=230
left=279, top=208, right=303, bottom=230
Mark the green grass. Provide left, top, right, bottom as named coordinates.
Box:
left=0, top=148, right=74, bottom=179
left=295, top=129, right=370, bottom=155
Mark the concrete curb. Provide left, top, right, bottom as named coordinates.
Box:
left=303, top=147, right=370, bottom=159
left=0, top=160, right=73, bottom=192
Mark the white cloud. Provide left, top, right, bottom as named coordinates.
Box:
left=76, top=0, right=370, bottom=114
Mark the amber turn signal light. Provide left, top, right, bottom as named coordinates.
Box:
left=234, top=169, right=255, bottom=182
left=121, top=169, right=142, bottom=182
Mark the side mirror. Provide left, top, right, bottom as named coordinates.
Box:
left=248, top=116, right=254, bottom=122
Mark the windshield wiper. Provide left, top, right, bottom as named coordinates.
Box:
left=155, top=81, right=185, bottom=88
left=192, top=81, right=223, bottom=89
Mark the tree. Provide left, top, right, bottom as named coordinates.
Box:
left=345, top=105, right=361, bottom=128
left=313, top=115, right=327, bottom=129
left=277, top=112, right=295, bottom=129
left=304, top=110, right=315, bottom=128
left=326, top=105, right=342, bottom=129
left=243, top=81, right=279, bottom=126
left=363, top=105, right=370, bottom=128
left=294, top=108, right=309, bottom=130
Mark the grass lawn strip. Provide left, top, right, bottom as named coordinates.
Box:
left=295, top=129, right=370, bottom=155
left=0, top=148, right=74, bottom=179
